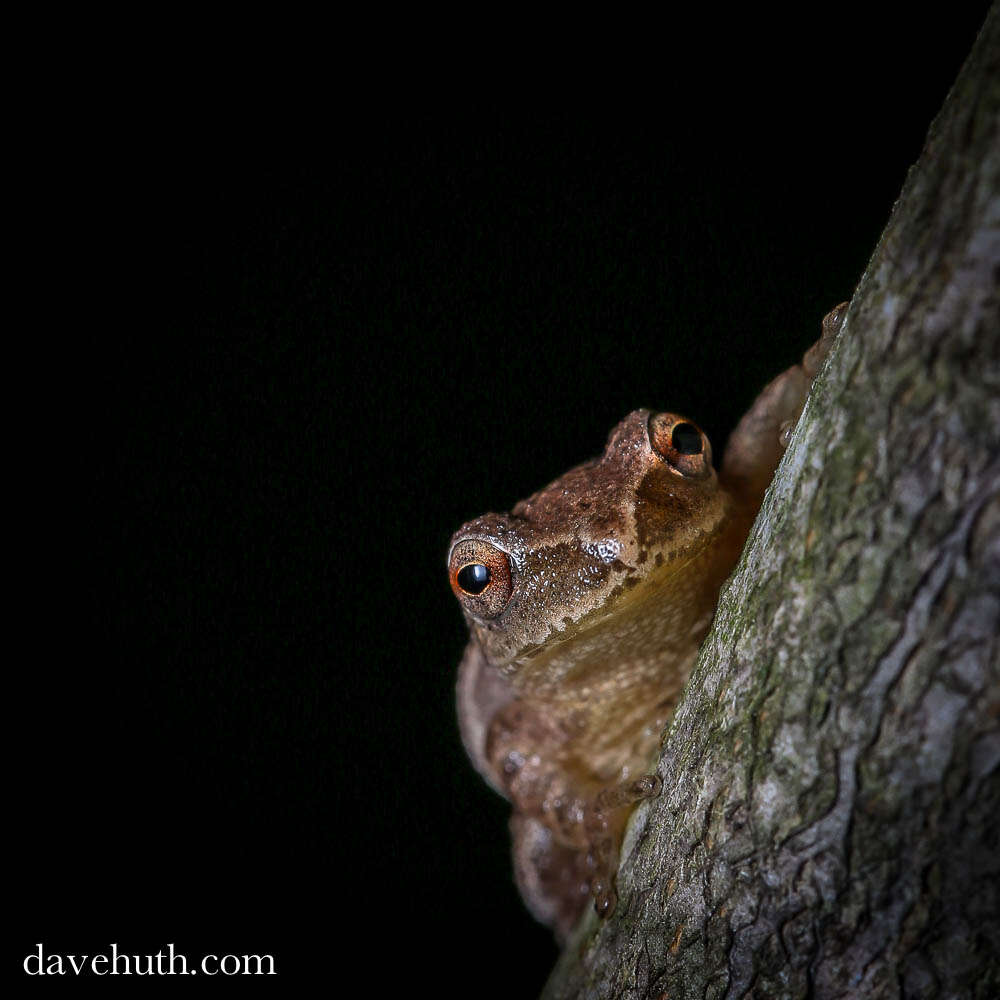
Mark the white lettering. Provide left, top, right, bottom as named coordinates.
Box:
left=111, top=942, right=131, bottom=975
left=167, top=943, right=188, bottom=975
left=23, top=944, right=44, bottom=975
left=67, top=955, right=88, bottom=975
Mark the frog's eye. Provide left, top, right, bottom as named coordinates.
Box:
left=648, top=413, right=712, bottom=478
left=670, top=422, right=702, bottom=454
left=457, top=562, right=491, bottom=594
left=448, top=539, right=514, bottom=618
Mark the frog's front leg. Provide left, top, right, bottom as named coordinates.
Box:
left=487, top=702, right=661, bottom=939
left=509, top=775, right=661, bottom=942
left=720, top=302, right=847, bottom=514
left=583, top=773, right=663, bottom=919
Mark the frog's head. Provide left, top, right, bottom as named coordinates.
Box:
left=447, top=409, right=737, bottom=690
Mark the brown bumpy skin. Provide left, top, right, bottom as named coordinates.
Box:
left=449, top=305, right=847, bottom=942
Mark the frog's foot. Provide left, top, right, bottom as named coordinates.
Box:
left=777, top=302, right=848, bottom=448
left=803, top=301, right=848, bottom=378
left=585, top=774, right=663, bottom=920
left=720, top=301, right=849, bottom=514
left=507, top=767, right=663, bottom=939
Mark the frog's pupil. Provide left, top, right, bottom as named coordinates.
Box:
left=671, top=423, right=702, bottom=455
left=458, top=563, right=491, bottom=595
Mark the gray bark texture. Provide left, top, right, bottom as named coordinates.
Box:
left=543, top=9, right=1000, bottom=1000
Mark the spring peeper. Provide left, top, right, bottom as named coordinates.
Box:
left=447, top=305, right=846, bottom=942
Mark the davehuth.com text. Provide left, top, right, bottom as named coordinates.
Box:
left=23, top=943, right=276, bottom=976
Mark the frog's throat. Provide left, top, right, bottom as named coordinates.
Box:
left=498, top=515, right=747, bottom=698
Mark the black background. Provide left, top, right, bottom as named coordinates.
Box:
left=15, top=9, right=991, bottom=993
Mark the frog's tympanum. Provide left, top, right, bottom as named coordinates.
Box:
left=448, top=306, right=846, bottom=941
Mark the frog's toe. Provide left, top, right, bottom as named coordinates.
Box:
left=592, top=879, right=618, bottom=920
left=594, top=772, right=663, bottom=812
left=804, top=300, right=848, bottom=377
left=632, top=773, right=662, bottom=799
left=778, top=418, right=795, bottom=450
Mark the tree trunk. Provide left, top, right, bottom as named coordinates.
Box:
left=543, top=9, right=999, bottom=1000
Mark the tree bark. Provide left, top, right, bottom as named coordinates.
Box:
left=543, top=9, right=999, bottom=1000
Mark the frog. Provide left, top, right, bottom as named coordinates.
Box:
left=447, top=304, right=847, bottom=942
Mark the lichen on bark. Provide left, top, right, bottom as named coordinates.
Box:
left=543, top=8, right=999, bottom=999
